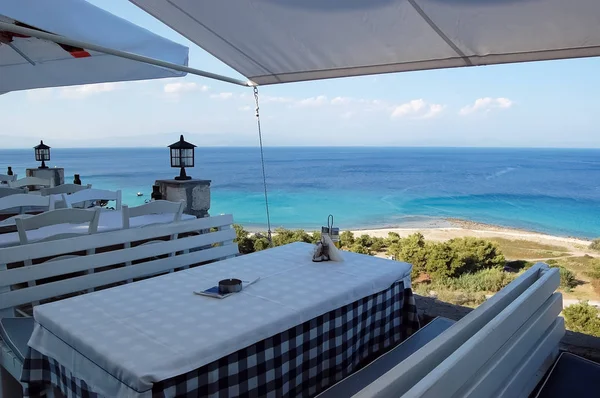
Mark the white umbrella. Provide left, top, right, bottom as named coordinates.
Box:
left=130, top=0, right=600, bottom=86
left=0, top=0, right=191, bottom=93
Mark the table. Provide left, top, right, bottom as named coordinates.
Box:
left=21, top=242, right=418, bottom=398
left=0, top=210, right=195, bottom=248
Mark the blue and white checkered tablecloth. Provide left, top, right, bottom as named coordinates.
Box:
left=21, top=243, right=418, bottom=397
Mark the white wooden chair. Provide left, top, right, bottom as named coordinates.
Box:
left=0, top=194, right=54, bottom=214
left=14, top=208, right=102, bottom=306
left=40, top=184, right=91, bottom=196
left=0, top=215, right=238, bottom=398
left=62, top=188, right=122, bottom=210
left=0, top=175, right=16, bottom=185
left=122, top=200, right=185, bottom=229
left=8, top=177, right=51, bottom=190
left=0, top=187, right=27, bottom=199
left=121, top=200, right=185, bottom=279
left=14, top=208, right=101, bottom=245
left=353, top=263, right=564, bottom=398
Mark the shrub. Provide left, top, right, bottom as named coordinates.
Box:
left=253, top=235, right=270, bottom=252
left=559, top=267, right=577, bottom=291
left=388, top=233, right=428, bottom=274
left=340, top=231, right=355, bottom=247
left=446, top=237, right=505, bottom=275
left=370, top=237, right=386, bottom=252
left=272, top=228, right=312, bottom=246
left=234, top=224, right=255, bottom=254
left=590, top=239, right=600, bottom=251
left=421, top=238, right=505, bottom=279
left=385, top=232, right=401, bottom=246
left=349, top=243, right=370, bottom=255
left=310, top=231, right=322, bottom=244
left=441, top=268, right=517, bottom=293
left=563, top=302, right=600, bottom=337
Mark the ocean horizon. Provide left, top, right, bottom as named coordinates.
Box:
left=2, top=146, right=599, bottom=239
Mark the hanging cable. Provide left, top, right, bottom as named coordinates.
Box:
left=254, top=86, right=273, bottom=244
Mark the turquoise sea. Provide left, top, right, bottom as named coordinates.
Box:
left=1, top=147, right=599, bottom=238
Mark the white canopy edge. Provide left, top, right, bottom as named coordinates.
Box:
left=0, top=22, right=252, bottom=87
left=130, top=0, right=600, bottom=86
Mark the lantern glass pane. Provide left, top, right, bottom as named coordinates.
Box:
left=181, top=149, right=194, bottom=167
left=170, top=148, right=180, bottom=167
left=35, top=149, right=48, bottom=161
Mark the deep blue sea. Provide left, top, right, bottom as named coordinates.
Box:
left=2, top=147, right=599, bottom=238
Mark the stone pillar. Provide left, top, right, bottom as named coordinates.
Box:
left=26, top=167, right=64, bottom=188
left=155, top=179, right=211, bottom=218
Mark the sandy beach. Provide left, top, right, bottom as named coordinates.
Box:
left=349, top=218, right=592, bottom=256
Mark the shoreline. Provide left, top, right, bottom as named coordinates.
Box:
left=244, top=217, right=593, bottom=251
left=348, top=218, right=592, bottom=253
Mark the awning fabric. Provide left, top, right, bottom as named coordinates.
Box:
left=130, top=0, right=600, bottom=85
left=0, top=0, right=189, bottom=92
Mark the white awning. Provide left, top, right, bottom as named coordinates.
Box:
left=0, top=0, right=190, bottom=93
left=130, top=0, right=600, bottom=85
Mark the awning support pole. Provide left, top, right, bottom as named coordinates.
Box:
left=0, top=21, right=254, bottom=87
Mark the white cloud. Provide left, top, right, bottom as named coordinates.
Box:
left=239, top=105, right=252, bottom=112
left=295, top=95, right=328, bottom=107
left=340, top=111, right=353, bottom=119
left=262, top=95, right=294, bottom=104
left=210, top=92, right=234, bottom=100
left=421, top=103, right=446, bottom=119
left=59, top=83, right=120, bottom=99
left=163, top=82, right=209, bottom=94
left=391, top=99, right=426, bottom=118
left=331, top=96, right=353, bottom=105
left=459, top=97, right=513, bottom=116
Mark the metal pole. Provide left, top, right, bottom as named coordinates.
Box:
left=0, top=21, right=254, bottom=87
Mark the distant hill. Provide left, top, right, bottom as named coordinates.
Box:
left=0, top=131, right=259, bottom=148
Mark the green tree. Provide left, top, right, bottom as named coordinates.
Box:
left=310, top=231, right=322, bottom=244
left=253, top=235, right=271, bottom=252
left=234, top=224, right=255, bottom=254
left=446, top=237, right=505, bottom=275
left=549, top=265, right=577, bottom=291
left=563, top=302, right=600, bottom=337
left=349, top=243, right=370, bottom=255
left=340, top=231, right=355, bottom=247
left=388, top=233, right=428, bottom=275
left=272, top=228, right=312, bottom=247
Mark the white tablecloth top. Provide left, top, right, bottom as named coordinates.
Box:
left=0, top=211, right=195, bottom=247
left=28, top=242, right=412, bottom=398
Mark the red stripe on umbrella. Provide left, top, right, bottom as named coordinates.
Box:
left=1, top=20, right=91, bottom=58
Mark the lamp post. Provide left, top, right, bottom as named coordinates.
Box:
left=34, top=140, right=51, bottom=169
left=168, top=135, right=196, bottom=181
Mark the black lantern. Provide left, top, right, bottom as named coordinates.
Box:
left=168, top=135, right=196, bottom=180
left=34, top=140, right=51, bottom=169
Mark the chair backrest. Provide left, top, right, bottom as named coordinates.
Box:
left=41, top=184, right=91, bottom=196
left=0, top=174, right=17, bottom=184
left=63, top=188, right=122, bottom=210
left=0, top=187, right=27, bottom=199
left=0, top=193, right=54, bottom=212
left=354, top=263, right=563, bottom=398
left=122, top=200, right=185, bottom=229
left=8, top=176, right=51, bottom=189
left=0, top=214, right=238, bottom=319
left=15, top=208, right=100, bottom=245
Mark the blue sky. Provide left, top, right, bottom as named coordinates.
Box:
left=2, top=0, right=600, bottom=148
